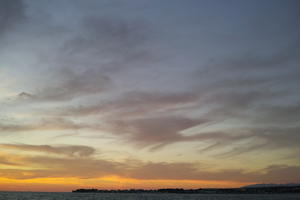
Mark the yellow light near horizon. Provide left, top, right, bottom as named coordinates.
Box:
left=0, top=176, right=255, bottom=192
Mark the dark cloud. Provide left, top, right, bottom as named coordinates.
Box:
left=252, top=126, right=300, bottom=150
left=58, top=16, right=154, bottom=73
left=255, top=165, right=300, bottom=183
left=26, top=91, right=206, bottom=149
left=28, top=89, right=300, bottom=154
left=105, top=116, right=252, bottom=151
left=36, top=15, right=157, bottom=81
left=16, top=15, right=156, bottom=103
left=220, top=39, right=300, bottom=71
left=80, top=16, right=147, bottom=52
left=106, top=115, right=207, bottom=149
left=198, top=126, right=300, bottom=158
left=252, top=104, right=300, bottom=125
left=0, top=115, right=252, bottom=153
left=0, top=0, right=25, bottom=37
left=174, top=90, right=283, bottom=127
left=38, top=68, right=110, bottom=101
left=8, top=89, right=300, bottom=156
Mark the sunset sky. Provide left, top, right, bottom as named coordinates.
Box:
left=0, top=0, right=300, bottom=192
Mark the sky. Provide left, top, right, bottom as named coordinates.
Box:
left=0, top=0, right=300, bottom=192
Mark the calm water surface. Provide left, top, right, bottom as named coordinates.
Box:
left=0, top=192, right=300, bottom=200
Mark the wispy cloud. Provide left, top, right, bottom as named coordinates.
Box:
left=0, top=144, right=299, bottom=183
left=0, top=0, right=300, bottom=188
left=0, top=118, right=83, bottom=133
left=51, top=91, right=199, bottom=117
left=0, top=143, right=96, bottom=157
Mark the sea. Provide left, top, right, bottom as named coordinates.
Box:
left=0, top=192, right=300, bottom=200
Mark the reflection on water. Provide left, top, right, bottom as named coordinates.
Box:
left=0, top=192, right=300, bottom=200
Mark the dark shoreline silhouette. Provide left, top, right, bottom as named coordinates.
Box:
left=73, top=186, right=300, bottom=194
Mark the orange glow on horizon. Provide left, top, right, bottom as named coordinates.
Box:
left=0, top=176, right=255, bottom=192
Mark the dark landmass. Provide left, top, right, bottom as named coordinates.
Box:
left=242, top=183, right=300, bottom=188
left=73, top=185, right=300, bottom=194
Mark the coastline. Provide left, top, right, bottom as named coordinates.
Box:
left=72, top=186, right=300, bottom=194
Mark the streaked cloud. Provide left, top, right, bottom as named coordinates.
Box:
left=15, top=68, right=111, bottom=102
left=0, top=118, right=83, bottom=133
left=51, top=91, right=199, bottom=117
left=0, top=0, right=299, bottom=190
left=0, top=143, right=95, bottom=157
left=0, top=144, right=299, bottom=183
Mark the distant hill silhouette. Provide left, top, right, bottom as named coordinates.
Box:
left=73, top=185, right=300, bottom=194
left=242, top=183, right=300, bottom=188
